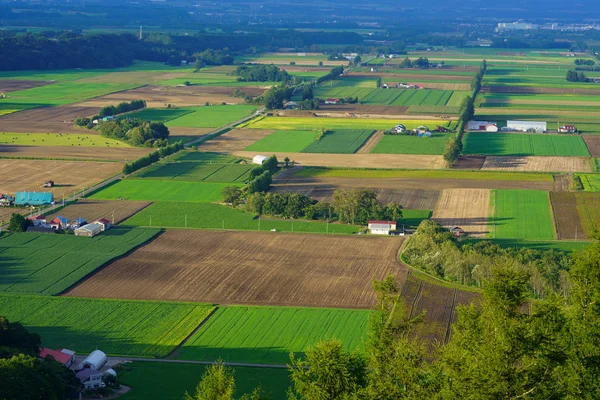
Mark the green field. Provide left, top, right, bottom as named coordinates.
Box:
left=301, top=129, right=374, bottom=153
left=577, top=174, right=600, bottom=192
left=398, top=210, right=432, bottom=228
left=165, top=105, right=257, bottom=128
left=124, top=108, right=193, bottom=123
left=178, top=306, right=370, bottom=364
left=89, top=179, right=239, bottom=202
left=371, top=133, right=449, bottom=155
left=0, top=294, right=214, bottom=357
left=575, top=193, right=600, bottom=237
left=0, top=228, right=159, bottom=295
left=172, top=151, right=242, bottom=163
left=118, top=362, right=291, bottom=400
left=490, top=190, right=555, bottom=240
left=124, top=202, right=361, bottom=234
left=245, top=116, right=457, bottom=132
left=244, top=130, right=319, bottom=152
left=136, top=162, right=252, bottom=183
left=0, top=132, right=131, bottom=147
left=296, top=167, right=553, bottom=182
left=463, top=132, right=591, bottom=157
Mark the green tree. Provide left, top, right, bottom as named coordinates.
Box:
left=222, top=186, right=242, bottom=207
left=185, top=362, right=235, bottom=400
left=0, top=317, right=40, bottom=358
left=288, top=339, right=367, bottom=400
left=384, top=202, right=403, bottom=223
left=284, top=157, right=290, bottom=168
left=8, top=213, right=27, bottom=232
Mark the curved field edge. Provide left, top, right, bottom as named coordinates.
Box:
left=0, top=294, right=215, bottom=358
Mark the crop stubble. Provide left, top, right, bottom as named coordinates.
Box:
left=46, top=199, right=152, bottom=225
left=200, top=129, right=275, bottom=152
left=549, top=192, right=587, bottom=240
left=66, top=230, right=407, bottom=309
left=433, top=189, right=491, bottom=238
left=481, top=156, right=592, bottom=173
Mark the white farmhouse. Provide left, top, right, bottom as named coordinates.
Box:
left=368, top=220, right=397, bottom=235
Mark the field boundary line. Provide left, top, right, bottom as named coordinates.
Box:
left=547, top=191, right=559, bottom=240
left=408, top=281, right=423, bottom=319
left=444, top=289, right=458, bottom=344
left=166, top=306, right=220, bottom=360
left=58, top=229, right=164, bottom=296
left=185, top=107, right=265, bottom=148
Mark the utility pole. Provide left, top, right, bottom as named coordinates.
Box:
left=139, top=26, right=143, bottom=40
left=185, top=214, right=187, bottom=228
left=112, top=211, right=115, bottom=225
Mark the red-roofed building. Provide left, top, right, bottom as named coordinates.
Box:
left=559, top=125, right=577, bottom=133
left=367, top=220, right=397, bottom=235
left=95, top=218, right=111, bottom=231
left=324, top=98, right=340, bottom=105
left=27, top=215, right=47, bottom=226
left=39, top=348, right=75, bottom=367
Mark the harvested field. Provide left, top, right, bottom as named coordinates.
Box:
left=550, top=192, right=586, bottom=240
left=481, top=156, right=592, bottom=173
left=46, top=199, right=151, bottom=225
left=66, top=230, right=407, bottom=309
left=200, top=129, right=275, bottom=152
left=0, top=105, right=100, bottom=134
left=0, top=79, right=53, bottom=93
left=232, top=151, right=447, bottom=169
left=356, top=131, right=383, bottom=153
left=0, top=145, right=149, bottom=161
left=433, top=189, right=491, bottom=238
left=0, top=159, right=123, bottom=195
left=575, top=193, right=600, bottom=238
left=583, top=136, right=600, bottom=157
left=452, top=156, right=486, bottom=170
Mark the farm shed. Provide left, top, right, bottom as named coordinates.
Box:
left=95, top=218, right=111, bottom=231
left=284, top=101, right=297, bottom=110
left=14, top=192, right=54, bottom=206
left=450, top=226, right=466, bottom=237
left=49, top=216, right=69, bottom=230
left=76, top=369, right=103, bottom=390
left=486, top=124, right=499, bottom=132
left=468, top=121, right=493, bottom=131
left=69, top=217, right=88, bottom=229
left=507, top=120, right=547, bottom=133
left=0, top=194, right=13, bottom=206
left=39, top=348, right=75, bottom=367
left=253, top=155, right=268, bottom=165
left=325, top=98, right=341, bottom=105
left=368, top=220, right=397, bottom=235
left=79, top=350, right=107, bottom=370
left=43, top=181, right=54, bottom=188
left=75, top=222, right=103, bottom=237
left=559, top=125, right=577, bottom=133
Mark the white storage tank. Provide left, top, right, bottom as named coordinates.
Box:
left=253, top=155, right=268, bottom=165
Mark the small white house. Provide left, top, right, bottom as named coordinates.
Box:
left=95, top=218, right=111, bottom=231
left=79, top=350, right=107, bottom=371
left=468, top=121, right=493, bottom=131
left=253, top=155, right=268, bottom=165
left=74, top=223, right=103, bottom=237
left=485, top=123, right=499, bottom=132
left=368, top=220, right=397, bottom=235
left=76, top=369, right=104, bottom=390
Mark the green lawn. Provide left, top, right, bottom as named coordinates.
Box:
left=178, top=306, right=370, bottom=364
left=0, top=228, right=159, bottom=295
left=295, top=167, right=553, bottom=182
left=490, top=190, right=555, bottom=240
left=398, top=210, right=432, bottom=228
left=89, top=180, right=239, bottom=202
left=577, top=174, right=600, bottom=191
left=136, top=163, right=252, bottom=183
left=171, top=151, right=243, bottom=163
left=166, top=105, right=257, bottom=128
left=371, top=133, right=449, bottom=155
left=124, top=202, right=361, bottom=234
left=124, top=108, right=194, bottom=123
left=301, top=129, right=374, bottom=154
left=0, top=294, right=214, bottom=357
left=0, top=132, right=130, bottom=147
left=244, top=130, right=319, bottom=152
left=463, top=132, right=591, bottom=157
left=118, top=362, right=291, bottom=400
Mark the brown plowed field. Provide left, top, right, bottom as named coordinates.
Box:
left=575, top=193, right=600, bottom=238
left=0, top=105, right=100, bottom=134
left=65, top=230, right=407, bottom=309
left=0, top=79, right=53, bottom=93
left=271, top=174, right=553, bottom=194
left=481, top=156, right=592, bottom=173
left=0, top=159, right=122, bottom=195
left=452, top=156, right=486, bottom=170
left=433, top=189, right=491, bottom=238
left=46, top=199, right=151, bottom=225
left=356, top=131, right=383, bottom=153
left=0, top=145, right=150, bottom=161
left=550, top=192, right=587, bottom=240
left=583, top=136, right=600, bottom=157
left=199, top=129, right=275, bottom=152
left=233, top=151, right=447, bottom=169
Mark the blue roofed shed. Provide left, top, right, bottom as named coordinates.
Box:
left=14, top=192, right=54, bottom=206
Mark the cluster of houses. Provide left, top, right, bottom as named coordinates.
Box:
left=390, top=124, right=433, bottom=137
left=0, top=191, right=55, bottom=207
left=368, top=220, right=465, bottom=237
left=40, top=348, right=116, bottom=391
left=27, top=214, right=111, bottom=236
left=468, top=120, right=578, bottom=134
left=381, top=82, right=423, bottom=89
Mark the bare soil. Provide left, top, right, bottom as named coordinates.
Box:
left=452, top=156, right=486, bottom=170
left=481, top=156, right=592, bottom=173
left=0, top=145, right=149, bottom=161
left=46, top=199, right=151, bottom=225
left=356, top=131, right=383, bottom=154
left=0, top=80, right=53, bottom=93
left=199, top=129, right=275, bottom=152
left=550, top=192, right=587, bottom=240
left=583, top=136, right=600, bottom=157
left=65, top=230, right=407, bottom=309
left=433, top=189, right=491, bottom=238
left=0, top=105, right=101, bottom=134
left=232, top=151, right=448, bottom=169
left=0, top=159, right=123, bottom=195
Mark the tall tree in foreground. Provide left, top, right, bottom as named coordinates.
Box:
left=185, top=362, right=235, bottom=400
